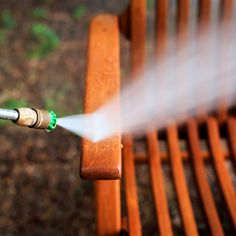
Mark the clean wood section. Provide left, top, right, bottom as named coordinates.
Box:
left=167, top=2, right=198, bottom=235
left=187, top=119, right=224, bottom=236
left=95, top=180, right=121, bottom=235
left=82, top=14, right=121, bottom=236
left=81, top=15, right=121, bottom=180
left=217, top=0, right=234, bottom=123
left=167, top=125, right=199, bottom=236
left=121, top=0, right=146, bottom=235
left=155, top=0, right=168, bottom=57
left=123, top=135, right=142, bottom=236
left=147, top=132, right=173, bottom=236
left=135, top=146, right=229, bottom=163
left=130, top=0, right=146, bottom=74
left=207, top=117, right=236, bottom=229
left=152, top=1, right=173, bottom=235
left=227, top=117, right=236, bottom=166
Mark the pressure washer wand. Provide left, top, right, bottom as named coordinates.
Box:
left=0, top=108, right=57, bottom=131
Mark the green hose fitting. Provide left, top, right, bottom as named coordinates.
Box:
left=47, top=110, right=57, bottom=132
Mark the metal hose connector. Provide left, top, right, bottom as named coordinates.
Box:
left=14, top=108, right=52, bottom=130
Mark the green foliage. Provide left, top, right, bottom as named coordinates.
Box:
left=32, top=8, right=48, bottom=19
left=3, top=98, right=28, bottom=109
left=72, top=5, right=87, bottom=20
left=147, top=0, right=155, bottom=9
left=1, top=10, right=17, bottom=29
left=30, top=23, right=60, bottom=59
left=0, top=29, right=6, bottom=44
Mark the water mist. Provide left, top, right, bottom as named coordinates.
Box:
left=58, top=26, right=236, bottom=142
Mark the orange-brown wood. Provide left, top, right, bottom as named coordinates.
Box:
left=220, top=0, right=234, bottom=23
left=131, top=0, right=146, bottom=74
left=155, top=0, right=169, bottom=57
left=147, top=131, right=173, bottom=236
left=123, top=135, right=142, bottom=236
left=135, top=143, right=229, bottom=162
left=167, top=125, right=199, bottom=236
left=167, top=2, right=198, bottom=235
left=177, top=0, right=190, bottom=41
left=81, top=15, right=121, bottom=180
left=96, top=180, right=121, bottom=236
left=187, top=119, right=224, bottom=236
left=198, top=0, right=211, bottom=33
left=227, top=117, right=236, bottom=167
left=207, top=117, right=236, bottom=229
left=121, top=0, right=146, bottom=235
left=82, top=14, right=121, bottom=236
left=152, top=1, right=173, bottom=235
left=217, top=0, right=234, bottom=123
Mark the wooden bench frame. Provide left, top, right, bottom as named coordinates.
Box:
left=81, top=1, right=236, bottom=235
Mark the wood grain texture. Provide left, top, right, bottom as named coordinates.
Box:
left=227, top=117, right=236, bottom=167
left=167, top=125, right=199, bottom=236
left=168, top=2, right=198, bottom=235
left=147, top=132, right=173, bottom=236
left=123, top=135, right=142, bottom=236
left=155, top=0, right=168, bottom=57
left=207, top=117, right=236, bottom=229
left=131, top=0, right=146, bottom=74
left=95, top=180, right=121, bottom=236
left=187, top=119, right=224, bottom=236
left=121, top=0, right=146, bottom=235
left=81, top=15, right=121, bottom=180
left=153, top=1, right=173, bottom=235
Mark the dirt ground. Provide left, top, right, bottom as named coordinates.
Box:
left=0, top=1, right=127, bottom=235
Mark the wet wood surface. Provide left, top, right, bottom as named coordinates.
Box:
left=81, top=15, right=121, bottom=180
left=82, top=14, right=121, bottom=236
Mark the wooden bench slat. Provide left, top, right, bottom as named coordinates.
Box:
left=95, top=180, right=121, bottom=235
left=227, top=117, right=236, bottom=167
left=82, top=14, right=121, bottom=235
left=167, top=125, right=199, bottom=236
left=187, top=119, right=224, bottom=236
left=122, top=0, right=146, bottom=234
left=147, top=132, right=173, bottom=236
left=81, top=15, right=121, bottom=180
left=123, top=135, right=142, bottom=236
left=207, top=117, right=236, bottom=228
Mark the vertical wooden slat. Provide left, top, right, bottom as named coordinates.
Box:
left=155, top=0, right=169, bottom=57
left=187, top=119, right=224, bottom=236
left=152, top=1, right=173, bottom=235
left=123, top=135, right=142, bottom=236
left=217, top=0, right=234, bottom=123
left=198, top=0, right=211, bottom=33
left=130, top=0, right=146, bottom=74
left=82, top=15, right=121, bottom=235
left=96, top=180, right=121, bottom=236
left=122, top=1, right=146, bottom=235
left=207, top=117, right=236, bottom=229
left=167, top=125, right=199, bottom=236
left=227, top=117, right=236, bottom=167
left=81, top=15, right=121, bottom=180
left=167, top=1, right=198, bottom=235
left=147, top=131, right=173, bottom=236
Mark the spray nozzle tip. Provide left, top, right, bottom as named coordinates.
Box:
left=46, top=110, right=57, bottom=132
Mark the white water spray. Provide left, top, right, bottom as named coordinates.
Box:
left=58, top=26, right=236, bottom=142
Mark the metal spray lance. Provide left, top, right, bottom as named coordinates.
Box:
left=0, top=107, right=57, bottom=131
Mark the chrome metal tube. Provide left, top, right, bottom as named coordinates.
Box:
left=0, top=108, right=19, bottom=121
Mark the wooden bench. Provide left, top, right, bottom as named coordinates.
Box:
left=81, top=0, right=236, bottom=235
